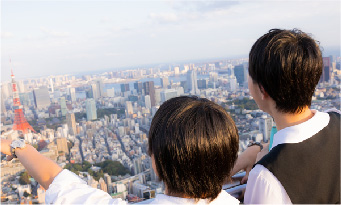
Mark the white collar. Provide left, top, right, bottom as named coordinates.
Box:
left=141, top=190, right=239, bottom=204
left=271, top=110, right=330, bottom=150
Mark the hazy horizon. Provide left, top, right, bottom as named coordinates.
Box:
left=2, top=0, right=340, bottom=82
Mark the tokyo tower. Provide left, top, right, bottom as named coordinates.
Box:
left=11, top=66, right=36, bottom=134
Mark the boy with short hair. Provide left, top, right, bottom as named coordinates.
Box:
left=244, top=29, right=340, bottom=204
left=146, top=96, right=240, bottom=204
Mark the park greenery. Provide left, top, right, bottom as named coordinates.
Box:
left=64, top=160, right=130, bottom=181
left=75, top=108, right=125, bottom=122
left=224, top=97, right=258, bottom=111
left=19, top=171, right=31, bottom=185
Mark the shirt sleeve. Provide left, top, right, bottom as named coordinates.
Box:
left=45, top=169, right=126, bottom=205
left=244, top=165, right=292, bottom=204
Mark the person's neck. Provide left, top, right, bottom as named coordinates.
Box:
left=164, top=187, right=191, bottom=199
left=271, top=107, right=314, bottom=131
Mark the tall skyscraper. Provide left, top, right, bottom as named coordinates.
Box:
left=228, top=75, right=238, bottom=92
left=133, top=157, right=143, bottom=175
left=322, top=57, right=331, bottom=83
left=66, top=113, right=77, bottom=136
left=120, top=83, right=130, bottom=93
left=234, top=64, right=246, bottom=87
left=125, top=101, right=133, bottom=116
left=187, top=70, right=199, bottom=95
left=143, top=81, right=155, bottom=107
left=69, top=87, right=77, bottom=102
left=86, top=99, right=97, bottom=121
left=91, top=84, right=99, bottom=99
left=33, top=87, right=51, bottom=110
left=96, top=79, right=105, bottom=97
left=144, top=95, right=151, bottom=109
left=197, top=79, right=208, bottom=89
left=134, top=81, right=143, bottom=94
left=160, top=77, right=169, bottom=89
left=49, top=78, right=54, bottom=93
left=154, top=88, right=162, bottom=106
left=60, top=97, right=67, bottom=117
left=259, top=117, right=274, bottom=143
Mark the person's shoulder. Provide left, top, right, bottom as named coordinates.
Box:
left=249, top=164, right=280, bottom=185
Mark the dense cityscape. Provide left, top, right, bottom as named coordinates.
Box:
left=1, top=56, right=340, bottom=204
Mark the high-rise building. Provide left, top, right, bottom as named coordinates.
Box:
left=234, top=64, right=246, bottom=87
left=180, top=81, right=188, bottom=92
left=144, top=95, right=151, bottom=109
left=86, top=99, right=97, bottom=121
left=322, top=57, right=331, bottom=83
left=160, top=89, right=178, bottom=103
left=228, top=75, right=238, bottom=92
left=133, top=157, right=143, bottom=175
left=154, top=88, right=162, bottom=106
left=160, top=77, right=169, bottom=89
left=66, top=113, right=77, bottom=136
left=56, top=137, right=69, bottom=154
left=143, top=81, right=155, bottom=107
left=120, top=83, right=130, bottom=93
left=197, top=79, right=208, bottom=89
left=69, top=87, right=77, bottom=102
left=259, top=117, right=274, bottom=143
left=60, top=97, right=67, bottom=117
left=49, top=78, right=54, bottom=93
left=125, top=101, right=133, bottom=116
left=33, top=87, right=51, bottom=110
left=134, top=81, right=143, bottom=94
left=187, top=70, right=199, bottom=95
left=96, top=79, right=105, bottom=97
left=91, top=84, right=99, bottom=99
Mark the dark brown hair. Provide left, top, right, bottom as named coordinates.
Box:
left=249, top=29, right=323, bottom=113
left=148, top=96, right=239, bottom=201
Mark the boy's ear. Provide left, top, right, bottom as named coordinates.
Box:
left=259, top=85, right=269, bottom=100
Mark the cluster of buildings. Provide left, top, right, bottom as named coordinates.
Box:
left=1, top=55, right=340, bottom=204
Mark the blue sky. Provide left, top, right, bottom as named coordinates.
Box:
left=1, top=0, right=340, bottom=81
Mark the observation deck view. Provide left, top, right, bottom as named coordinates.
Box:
left=1, top=1, right=340, bottom=204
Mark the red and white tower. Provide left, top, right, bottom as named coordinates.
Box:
left=11, top=68, right=36, bottom=134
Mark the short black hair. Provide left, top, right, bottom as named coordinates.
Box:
left=249, top=29, right=323, bottom=113
left=148, top=96, right=239, bottom=201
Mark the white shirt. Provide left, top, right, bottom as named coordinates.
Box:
left=244, top=110, right=332, bottom=204
left=46, top=169, right=239, bottom=204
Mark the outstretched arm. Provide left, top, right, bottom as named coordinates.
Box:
left=230, top=143, right=269, bottom=183
left=1, top=139, right=62, bottom=189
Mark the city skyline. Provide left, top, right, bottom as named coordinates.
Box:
left=2, top=0, right=340, bottom=81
